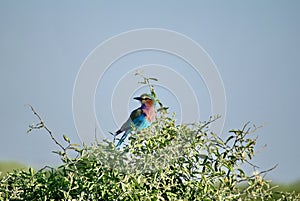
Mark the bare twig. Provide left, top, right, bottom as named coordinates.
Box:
left=198, top=115, right=221, bottom=132
left=27, top=104, right=65, bottom=151
left=237, top=164, right=278, bottom=183
left=259, top=164, right=278, bottom=177
left=245, top=159, right=260, bottom=169
left=94, top=125, right=99, bottom=144
left=33, top=165, right=54, bottom=176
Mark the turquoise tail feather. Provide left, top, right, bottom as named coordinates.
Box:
left=116, top=130, right=130, bottom=148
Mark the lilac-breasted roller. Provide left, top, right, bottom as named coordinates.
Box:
left=114, top=93, right=156, bottom=147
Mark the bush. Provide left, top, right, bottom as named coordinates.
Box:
left=1, top=112, right=299, bottom=200
left=1, top=75, right=299, bottom=200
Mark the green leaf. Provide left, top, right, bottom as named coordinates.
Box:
left=148, top=77, right=158, bottom=81
left=225, top=135, right=235, bottom=144
left=29, top=167, right=34, bottom=175
left=63, top=134, right=70, bottom=143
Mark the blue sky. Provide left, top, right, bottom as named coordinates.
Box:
left=0, top=1, right=299, bottom=183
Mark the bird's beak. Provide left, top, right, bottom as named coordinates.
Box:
left=134, top=97, right=143, bottom=101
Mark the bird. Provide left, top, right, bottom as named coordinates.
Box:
left=113, top=93, right=156, bottom=147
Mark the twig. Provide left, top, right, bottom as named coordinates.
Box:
left=237, top=164, right=278, bottom=183
left=33, top=165, right=54, bottom=176
left=245, top=159, right=260, bottom=169
left=259, top=164, right=278, bottom=176
left=27, top=104, right=65, bottom=151
left=94, top=125, right=99, bottom=144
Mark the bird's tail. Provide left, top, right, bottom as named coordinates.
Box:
left=115, top=130, right=130, bottom=148
left=109, top=129, right=124, bottom=146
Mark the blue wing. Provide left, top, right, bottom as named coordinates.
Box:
left=132, top=114, right=151, bottom=130
left=115, top=108, right=151, bottom=147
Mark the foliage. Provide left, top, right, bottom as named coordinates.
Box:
left=1, top=119, right=299, bottom=200
left=1, top=74, right=299, bottom=200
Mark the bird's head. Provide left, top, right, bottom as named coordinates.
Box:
left=134, top=93, right=155, bottom=106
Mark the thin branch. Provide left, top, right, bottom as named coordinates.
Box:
left=258, top=164, right=278, bottom=177
left=198, top=115, right=221, bottom=132
left=94, top=125, right=99, bottom=144
left=245, top=159, right=260, bottom=169
left=27, top=104, right=65, bottom=151
left=237, top=164, right=278, bottom=183
left=33, top=165, right=54, bottom=176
